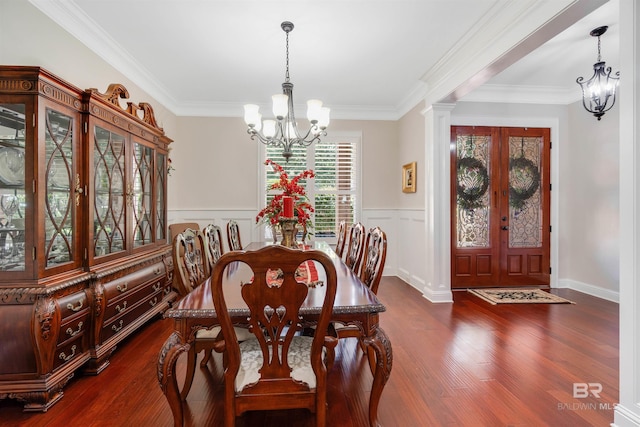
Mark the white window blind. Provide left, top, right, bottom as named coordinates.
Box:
left=263, top=136, right=359, bottom=241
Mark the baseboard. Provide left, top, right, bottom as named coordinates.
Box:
left=613, top=403, right=640, bottom=427
left=422, top=284, right=453, bottom=303
left=557, top=278, right=619, bottom=303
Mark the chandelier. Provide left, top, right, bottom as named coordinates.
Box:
left=243, top=21, right=330, bottom=161
left=576, top=25, right=620, bottom=121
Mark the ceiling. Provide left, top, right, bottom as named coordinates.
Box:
left=29, top=0, right=619, bottom=120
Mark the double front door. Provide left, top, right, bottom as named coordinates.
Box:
left=451, top=126, right=550, bottom=288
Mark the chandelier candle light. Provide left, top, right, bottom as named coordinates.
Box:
left=243, top=21, right=330, bottom=161
left=576, top=25, right=620, bottom=121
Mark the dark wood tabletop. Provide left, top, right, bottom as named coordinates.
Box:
left=165, top=241, right=386, bottom=319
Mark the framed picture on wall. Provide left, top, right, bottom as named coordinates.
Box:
left=402, top=162, right=416, bottom=193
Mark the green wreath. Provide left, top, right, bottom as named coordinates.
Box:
left=456, top=157, right=489, bottom=210
left=509, top=157, right=540, bottom=210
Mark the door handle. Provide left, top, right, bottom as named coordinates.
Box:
left=501, top=226, right=509, bottom=230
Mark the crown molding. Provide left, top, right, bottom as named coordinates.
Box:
left=460, top=84, right=582, bottom=105
left=28, top=0, right=180, bottom=112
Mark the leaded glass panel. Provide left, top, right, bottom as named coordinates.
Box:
left=508, top=136, right=542, bottom=248
left=456, top=135, right=491, bottom=248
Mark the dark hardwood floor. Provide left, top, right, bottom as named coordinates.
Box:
left=0, top=277, right=618, bottom=426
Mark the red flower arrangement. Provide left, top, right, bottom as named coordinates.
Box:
left=256, top=159, right=315, bottom=233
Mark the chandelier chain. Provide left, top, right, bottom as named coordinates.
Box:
left=285, top=31, right=290, bottom=83
left=597, top=35, right=601, bottom=62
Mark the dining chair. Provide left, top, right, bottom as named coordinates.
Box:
left=227, top=220, right=242, bottom=251
left=168, top=222, right=200, bottom=242
left=358, top=226, right=388, bottom=295
left=344, top=222, right=365, bottom=275
left=203, top=223, right=225, bottom=274
left=210, top=245, right=338, bottom=427
left=172, top=228, right=220, bottom=399
left=335, top=226, right=388, bottom=363
left=334, top=220, right=347, bottom=259
left=172, top=228, right=208, bottom=297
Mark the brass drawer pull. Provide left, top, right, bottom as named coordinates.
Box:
left=67, top=299, right=83, bottom=312
left=115, top=302, right=128, bottom=313
left=112, top=320, right=124, bottom=332
left=149, top=297, right=158, bottom=307
left=66, top=322, right=83, bottom=337
left=154, top=267, right=162, bottom=275
left=153, top=282, right=162, bottom=292
left=116, top=283, right=128, bottom=293
left=59, top=345, right=77, bottom=362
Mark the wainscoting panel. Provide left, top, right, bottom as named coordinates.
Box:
left=396, top=210, right=426, bottom=293
left=168, top=210, right=259, bottom=252
left=362, top=210, right=397, bottom=277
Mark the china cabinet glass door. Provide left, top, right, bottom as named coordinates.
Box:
left=0, top=103, right=26, bottom=272
left=44, top=108, right=76, bottom=269
left=93, top=125, right=126, bottom=257
left=132, top=141, right=153, bottom=248
left=155, top=152, right=166, bottom=241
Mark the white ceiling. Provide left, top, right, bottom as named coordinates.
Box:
left=29, top=0, right=619, bottom=120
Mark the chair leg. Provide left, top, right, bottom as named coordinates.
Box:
left=181, top=347, right=198, bottom=400
left=200, top=349, right=213, bottom=367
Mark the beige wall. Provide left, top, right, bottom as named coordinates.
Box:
left=397, top=102, right=425, bottom=209
left=564, top=100, right=619, bottom=292
left=170, top=116, right=400, bottom=211
left=0, top=0, right=178, bottom=139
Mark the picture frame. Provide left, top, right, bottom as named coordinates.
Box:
left=402, top=162, right=416, bottom=193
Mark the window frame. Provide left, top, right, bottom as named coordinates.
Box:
left=257, top=131, right=362, bottom=244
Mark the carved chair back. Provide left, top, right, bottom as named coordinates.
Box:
left=203, top=224, right=225, bottom=273
left=359, top=227, right=388, bottom=295
left=227, top=220, right=243, bottom=251
left=210, top=245, right=337, bottom=426
left=172, top=228, right=208, bottom=297
left=169, top=222, right=200, bottom=241
left=334, top=220, right=347, bottom=259
left=344, top=222, right=365, bottom=275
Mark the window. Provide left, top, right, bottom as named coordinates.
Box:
left=261, top=134, right=361, bottom=242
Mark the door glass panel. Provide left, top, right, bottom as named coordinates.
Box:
left=0, top=103, right=26, bottom=271
left=133, top=142, right=152, bottom=247
left=93, top=126, right=126, bottom=256
left=45, top=108, right=73, bottom=267
left=156, top=152, right=166, bottom=240
left=508, top=136, right=543, bottom=248
left=455, top=134, right=491, bottom=248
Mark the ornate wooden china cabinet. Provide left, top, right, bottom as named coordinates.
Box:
left=0, top=67, right=176, bottom=411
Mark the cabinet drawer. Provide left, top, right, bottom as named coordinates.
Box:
left=101, top=291, right=165, bottom=342
left=57, top=312, right=90, bottom=346
left=103, top=262, right=165, bottom=300
left=103, top=279, right=165, bottom=321
left=58, top=290, right=90, bottom=319
left=53, top=334, right=85, bottom=370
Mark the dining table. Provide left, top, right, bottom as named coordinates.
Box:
left=157, top=241, right=393, bottom=427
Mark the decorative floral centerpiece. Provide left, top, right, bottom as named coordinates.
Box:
left=256, top=159, right=315, bottom=242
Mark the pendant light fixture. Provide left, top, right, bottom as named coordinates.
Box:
left=243, top=21, right=330, bottom=161
left=576, top=25, right=620, bottom=121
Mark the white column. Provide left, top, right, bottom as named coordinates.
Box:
left=615, top=0, right=640, bottom=426
left=422, top=103, right=455, bottom=303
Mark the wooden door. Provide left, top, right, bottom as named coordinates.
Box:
left=451, top=126, right=550, bottom=288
